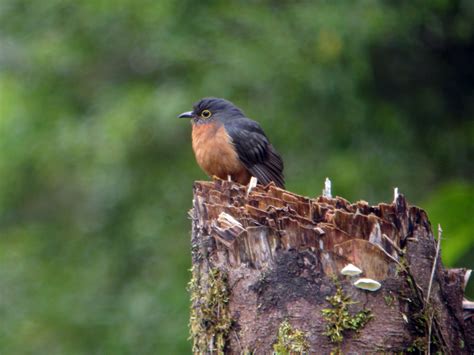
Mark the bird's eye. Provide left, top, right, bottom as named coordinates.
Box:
left=201, top=109, right=212, bottom=119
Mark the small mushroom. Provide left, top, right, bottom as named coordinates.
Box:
left=354, top=278, right=381, bottom=291
left=340, top=263, right=363, bottom=276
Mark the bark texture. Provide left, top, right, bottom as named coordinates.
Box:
left=189, top=180, right=472, bottom=354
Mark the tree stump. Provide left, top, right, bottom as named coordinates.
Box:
left=188, top=180, right=472, bottom=354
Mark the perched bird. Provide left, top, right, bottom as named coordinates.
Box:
left=178, top=97, right=285, bottom=188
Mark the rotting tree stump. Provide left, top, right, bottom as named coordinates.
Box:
left=188, top=180, right=472, bottom=354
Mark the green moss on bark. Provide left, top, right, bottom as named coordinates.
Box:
left=321, top=281, right=373, bottom=348
left=273, top=320, right=309, bottom=354
left=188, top=266, right=231, bottom=354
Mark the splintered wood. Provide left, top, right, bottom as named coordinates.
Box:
left=189, top=180, right=472, bottom=354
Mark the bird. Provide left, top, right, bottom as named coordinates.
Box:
left=178, top=97, right=285, bottom=188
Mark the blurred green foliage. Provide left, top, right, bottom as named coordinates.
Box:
left=0, top=0, right=472, bottom=353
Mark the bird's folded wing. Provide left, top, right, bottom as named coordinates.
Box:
left=226, top=118, right=285, bottom=188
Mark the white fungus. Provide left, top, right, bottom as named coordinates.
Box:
left=353, top=278, right=382, bottom=291
left=340, top=263, right=363, bottom=276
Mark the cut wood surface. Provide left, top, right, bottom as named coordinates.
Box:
left=188, top=180, right=472, bottom=354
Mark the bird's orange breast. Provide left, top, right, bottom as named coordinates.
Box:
left=191, top=123, right=250, bottom=183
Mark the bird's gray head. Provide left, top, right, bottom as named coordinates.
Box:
left=178, top=97, right=245, bottom=125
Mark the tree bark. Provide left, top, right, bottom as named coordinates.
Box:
left=188, top=180, right=472, bottom=354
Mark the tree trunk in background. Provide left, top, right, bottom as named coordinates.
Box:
left=188, top=180, right=472, bottom=354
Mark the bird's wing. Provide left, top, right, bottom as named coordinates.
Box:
left=225, top=118, right=285, bottom=188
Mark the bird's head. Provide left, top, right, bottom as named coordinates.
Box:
left=178, top=97, right=245, bottom=125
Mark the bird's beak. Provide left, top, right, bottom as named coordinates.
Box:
left=177, top=111, right=194, bottom=119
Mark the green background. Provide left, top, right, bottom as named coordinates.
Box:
left=0, top=0, right=472, bottom=353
